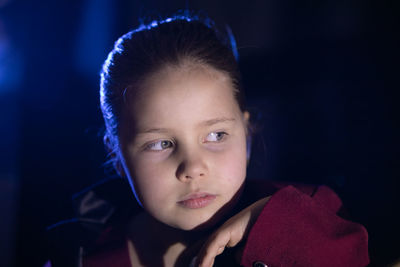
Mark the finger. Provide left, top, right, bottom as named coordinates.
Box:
left=198, top=243, right=225, bottom=267
left=199, top=256, right=216, bottom=267
left=197, top=231, right=230, bottom=266
left=209, top=258, right=215, bottom=267
left=226, top=232, right=241, bottom=248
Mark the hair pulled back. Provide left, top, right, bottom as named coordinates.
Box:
left=100, top=14, right=245, bottom=154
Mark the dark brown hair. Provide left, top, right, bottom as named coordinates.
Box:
left=100, top=14, right=245, bottom=156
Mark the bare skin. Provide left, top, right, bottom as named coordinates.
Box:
left=127, top=212, right=206, bottom=267
left=117, top=62, right=270, bottom=266
left=196, top=196, right=270, bottom=267
left=127, top=196, right=270, bottom=267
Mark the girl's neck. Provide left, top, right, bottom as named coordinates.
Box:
left=127, top=211, right=207, bottom=267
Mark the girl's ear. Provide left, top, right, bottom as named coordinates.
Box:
left=243, top=111, right=250, bottom=127
left=104, top=135, right=126, bottom=178
left=243, top=111, right=252, bottom=162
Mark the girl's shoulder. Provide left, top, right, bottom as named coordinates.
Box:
left=242, top=179, right=343, bottom=214
left=242, top=178, right=318, bottom=202
left=244, top=178, right=317, bottom=195
left=239, top=180, right=369, bottom=267
left=47, top=177, right=138, bottom=267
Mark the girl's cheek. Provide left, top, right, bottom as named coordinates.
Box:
left=212, top=145, right=246, bottom=170
left=203, top=141, right=229, bottom=152
left=128, top=141, right=177, bottom=171
left=132, top=155, right=174, bottom=182
left=128, top=161, right=166, bottom=199
left=130, top=148, right=172, bottom=169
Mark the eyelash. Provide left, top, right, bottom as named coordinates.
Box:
left=204, top=131, right=228, bottom=143
left=143, top=131, right=228, bottom=152
left=144, top=140, right=174, bottom=151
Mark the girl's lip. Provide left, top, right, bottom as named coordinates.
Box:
left=177, top=193, right=217, bottom=209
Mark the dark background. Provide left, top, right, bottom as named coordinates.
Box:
left=0, top=0, right=398, bottom=266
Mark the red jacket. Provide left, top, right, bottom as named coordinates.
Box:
left=48, top=178, right=369, bottom=267
left=240, top=184, right=369, bottom=267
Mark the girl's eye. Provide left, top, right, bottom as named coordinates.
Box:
left=145, top=140, right=173, bottom=151
left=205, top=132, right=228, bottom=142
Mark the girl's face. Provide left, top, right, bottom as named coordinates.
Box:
left=118, top=64, right=249, bottom=230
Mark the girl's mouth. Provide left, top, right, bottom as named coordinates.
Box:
left=177, top=193, right=217, bottom=209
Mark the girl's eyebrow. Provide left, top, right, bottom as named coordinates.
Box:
left=138, top=128, right=170, bottom=134
left=200, top=117, right=236, bottom=127
left=138, top=117, right=236, bottom=135
left=138, top=117, right=235, bottom=134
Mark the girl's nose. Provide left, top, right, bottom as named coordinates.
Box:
left=176, top=154, right=208, bottom=182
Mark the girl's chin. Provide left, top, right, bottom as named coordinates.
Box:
left=175, top=202, right=240, bottom=231
left=172, top=215, right=224, bottom=232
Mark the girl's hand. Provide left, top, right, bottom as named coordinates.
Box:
left=195, top=196, right=271, bottom=267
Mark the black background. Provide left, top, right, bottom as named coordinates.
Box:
left=0, top=0, right=398, bottom=266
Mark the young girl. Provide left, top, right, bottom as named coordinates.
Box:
left=47, top=14, right=369, bottom=267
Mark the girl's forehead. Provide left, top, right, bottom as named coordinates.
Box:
left=125, top=64, right=242, bottom=129
left=146, top=62, right=231, bottom=90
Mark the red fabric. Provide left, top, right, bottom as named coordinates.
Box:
left=83, top=239, right=131, bottom=267
left=240, top=185, right=369, bottom=267
left=82, top=183, right=369, bottom=267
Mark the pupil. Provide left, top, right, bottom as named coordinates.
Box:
left=161, top=141, right=170, bottom=148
